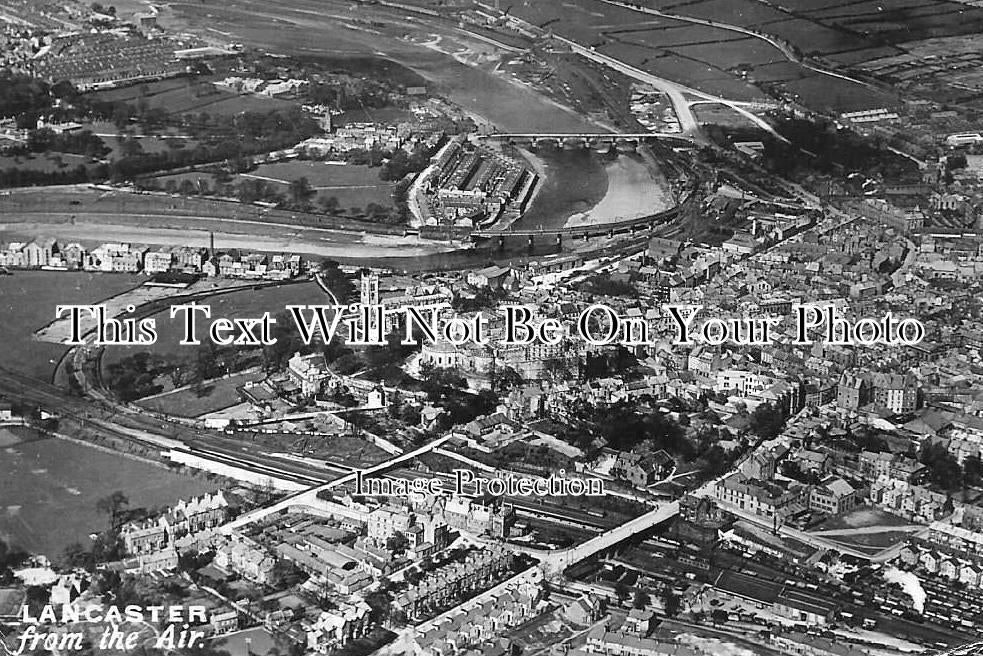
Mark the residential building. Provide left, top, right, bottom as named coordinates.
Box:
left=808, top=476, right=859, bottom=515
left=305, top=602, right=371, bottom=654
left=715, top=473, right=807, bottom=520
left=287, top=352, right=330, bottom=396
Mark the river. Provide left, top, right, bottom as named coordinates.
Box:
left=512, top=148, right=672, bottom=231
left=161, top=0, right=602, bottom=134
left=119, top=0, right=674, bottom=267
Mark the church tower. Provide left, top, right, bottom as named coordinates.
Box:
left=360, top=272, right=380, bottom=306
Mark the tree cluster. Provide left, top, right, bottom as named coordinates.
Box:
left=0, top=72, right=54, bottom=122
left=105, top=352, right=170, bottom=402
left=577, top=273, right=636, bottom=298
left=760, top=117, right=918, bottom=182
left=591, top=402, right=690, bottom=457
left=418, top=362, right=498, bottom=429
left=379, top=141, right=441, bottom=182
left=0, top=539, right=29, bottom=585
left=920, top=441, right=967, bottom=491
left=0, top=163, right=98, bottom=188
left=749, top=402, right=785, bottom=439
left=27, top=128, right=109, bottom=158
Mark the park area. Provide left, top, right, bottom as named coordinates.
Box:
left=156, top=160, right=397, bottom=212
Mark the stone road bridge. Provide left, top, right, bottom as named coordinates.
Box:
left=477, top=132, right=696, bottom=151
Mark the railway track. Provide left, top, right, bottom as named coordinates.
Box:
left=385, top=467, right=617, bottom=531
left=173, top=444, right=329, bottom=487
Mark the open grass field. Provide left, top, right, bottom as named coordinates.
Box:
left=597, top=43, right=768, bottom=101
left=743, top=61, right=805, bottom=84
left=590, top=23, right=731, bottom=48
left=674, top=0, right=792, bottom=26
left=0, top=436, right=219, bottom=560
left=757, top=18, right=867, bottom=54
left=0, top=271, right=141, bottom=380
left=671, top=38, right=784, bottom=68
left=826, top=531, right=912, bottom=551
left=0, top=429, right=20, bottom=447
left=88, top=77, right=296, bottom=118
left=513, top=0, right=881, bottom=108
left=156, top=160, right=398, bottom=211
left=692, top=103, right=760, bottom=128
left=814, top=507, right=911, bottom=531
left=824, top=46, right=904, bottom=67
left=782, top=75, right=898, bottom=113
left=105, top=0, right=158, bottom=19
left=797, top=1, right=983, bottom=43
left=217, top=628, right=278, bottom=656
left=248, top=161, right=396, bottom=210
left=671, top=0, right=983, bottom=50
left=810, top=0, right=934, bottom=20
left=137, top=369, right=267, bottom=417
left=514, top=0, right=979, bottom=111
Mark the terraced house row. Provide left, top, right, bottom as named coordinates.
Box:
left=0, top=238, right=303, bottom=279
left=401, top=576, right=542, bottom=656
left=393, top=546, right=513, bottom=621
left=897, top=518, right=983, bottom=589
left=34, top=31, right=188, bottom=90
left=120, top=491, right=236, bottom=555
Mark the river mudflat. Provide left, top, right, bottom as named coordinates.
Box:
left=513, top=149, right=672, bottom=231
left=566, top=154, right=673, bottom=227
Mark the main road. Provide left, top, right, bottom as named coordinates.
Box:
left=503, top=469, right=741, bottom=575
left=553, top=35, right=783, bottom=141
left=217, top=434, right=456, bottom=533
left=520, top=500, right=681, bottom=575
